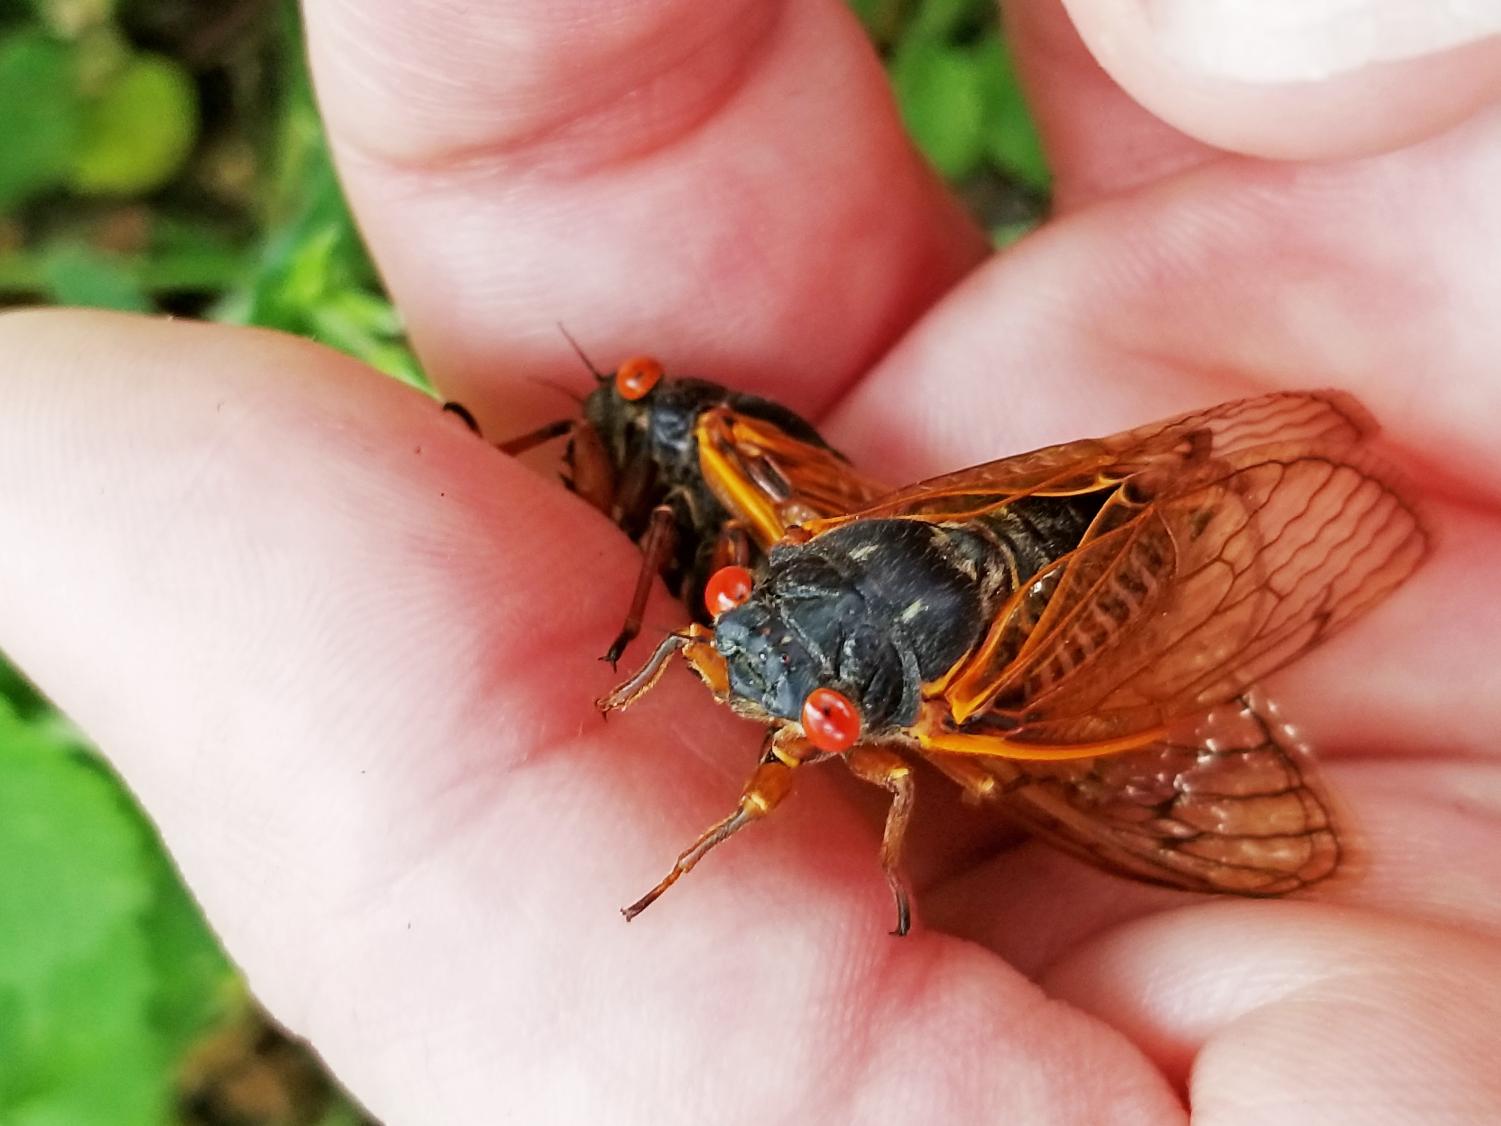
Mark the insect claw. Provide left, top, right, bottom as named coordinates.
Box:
left=599, top=635, right=629, bottom=670
left=619, top=858, right=691, bottom=924
left=889, top=889, right=911, bottom=937
left=620, top=887, right=663, bottom=923
left=441, top=400, right=482, bottom=435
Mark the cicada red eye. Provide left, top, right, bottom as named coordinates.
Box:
left=704, top=564, right=754, bottom=618
left=615, top=356, right=665, bottom=401
left=801, top=688, right=861, bottom=753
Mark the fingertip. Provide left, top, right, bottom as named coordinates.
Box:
left=1005, top=0, right=1217, bottom=209
left=0, top=308, right=616, bottom=789
left=310, top=0, right=986, bottom=422
left=1063, top=0, right=1501, bottom=159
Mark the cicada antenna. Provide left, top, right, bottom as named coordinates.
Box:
left=557, top=323, right=608, bottom=383
left=525, top=376, right=585, bottom=405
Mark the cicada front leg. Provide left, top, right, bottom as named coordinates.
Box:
left=448, top=395, right=572, bottom=456
left=601, top=504, right=679, bottom=668
left=622, top=755, right=796, bottom=922
left=602, top=514, right=751, bottom=668
left=494, top=416, right=575, bottom=455
left=842, top=746, right=917, bottom=936
left=597, top=624, right=727, bottom=714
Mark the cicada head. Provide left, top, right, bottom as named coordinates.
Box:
left=707, top=553, right=914, bottom=752
left=705, top=519, right=994, bottom=751
left=573, top=358, right=737, bottom=503
left=573, top=356, right=663, bottom=469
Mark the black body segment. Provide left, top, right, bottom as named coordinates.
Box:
left=714, top=495, right=1106, bottom=732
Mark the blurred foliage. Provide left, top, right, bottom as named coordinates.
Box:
left=851, top=0, right=1048, bottom=241
left=0, top=698, right=224, bottom=1123
left=0, top=0, right=1049, bottom=1122
left=0, top=0, right=424, bottom=386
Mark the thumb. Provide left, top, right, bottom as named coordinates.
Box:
left=1060, top=0, right=1501, bottom=158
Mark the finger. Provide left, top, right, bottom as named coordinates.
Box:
left=1005, top=0, right=1218, bottom=210
left=305, top=0, right=987, bottom=424
left=1062, top=0, right=1501, bottom=159
left=0, top=310, right=1180, bottom=1123
left=1042, top=901, right=1501, bottom=1114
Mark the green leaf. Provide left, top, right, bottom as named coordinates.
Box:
left=6, top=927, right=166, bottom=1126
left=890, top=36, right=987, bottom=180
left=69, top=51, right=198, bottom=195
left=41, top=240, right=150, bottom=310
left=0, top=652, right=50, bottom=720
left=311, top=291, right=429, bottom=390
left=845, top=0, right=905, bottom=47
left=33, top=0, right=116, bottom=38
left=142, top=854, right=234, bottom=1060
left=0, top=29, right=84, bottom=209
left=905, top=0, right=991, bottom=42
left=0, top=702, right=169, bottom=1124
left=977, top=32, right=1050, bottom=191
left=0, top=706, right=153, bottom=983
left=991, top=217, right=1038, bottom=248
left=316, top=1093, right=378, bottom=1126
left=0, top=986, right=24, bottom=1106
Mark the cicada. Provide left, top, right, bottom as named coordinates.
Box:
left=469, top=353, right=886, bottom=664
left=601, top=390, right=1429, bottom=933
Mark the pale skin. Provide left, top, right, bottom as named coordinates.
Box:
left=2, top=0, right=1500, bottom=1121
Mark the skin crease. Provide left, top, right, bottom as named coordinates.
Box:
left=1, top=0, right=1500, bottom=1121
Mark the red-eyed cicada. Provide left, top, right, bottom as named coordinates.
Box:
left=465, top=354, right=886, bottom=665
left=601, top=390, right=1429, bottom=934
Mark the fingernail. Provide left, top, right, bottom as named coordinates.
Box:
left=1142, top=0, right=1501, bottom=82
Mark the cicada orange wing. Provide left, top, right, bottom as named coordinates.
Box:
left=804, top=389, right=1378, bottom=528
left=693, top=407, right=889, bottom=549
left=894, top=391, right=1420, bottom=899
left=796, top=391, right=1426, bottom=756
left=951, top=453, right=1424, bottom=745
left=968, top=694, right=1342, bottom=894
left=603, top=389, right=1426, bottom=924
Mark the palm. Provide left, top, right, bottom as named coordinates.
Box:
left=3, top=2, right=1499, bottom=1122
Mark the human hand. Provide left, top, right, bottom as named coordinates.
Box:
left=2, top=1, right=1499, bottom=1121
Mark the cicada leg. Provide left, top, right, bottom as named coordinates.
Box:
left=602, top=504, right=679, bottom=668
left=622, top=758, right=795, bottom=922
left=708, top=521, right=753, bottom=572
left=922, top=753, right=1005, bottom=806
left=564, top=419, right=618, bottom=513
left=843, top=746, right=916, bottom=936
left=606, top=440, right=656, bottom=526
left=597, top=625, right=726, bottom=713
left=496, top=416, right=575, bottom=455
left=441, top=400, right=483, bottom=435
